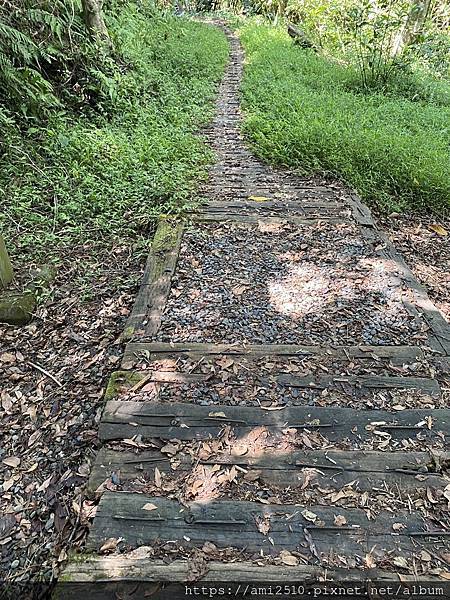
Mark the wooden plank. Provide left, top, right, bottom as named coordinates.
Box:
left=193, top=214, right=347, bottom=225
left=198, top=204, right=348, bottom=216
left=0, top=234, right=13, bottom=288
left=107, top=369, right=441, bottom=399
left=204, top=199, right=343, bottom=209
left=199, top=208, right=348, bottom=219
left=99, top=401, right=450, bottom=443
left=122, top=342, right=425, bottom=367
left=87, top=493, right=449, bottom=558
left=276, top=374, right=440, bottom=396
left=345, top=193, right=375, bottom=227
left=60, top=557, right=446, bottom=585
left=122, top=219, right=183, bottom=341
left=88, top=447, right=450, bottom=493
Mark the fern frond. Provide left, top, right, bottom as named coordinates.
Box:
left=0, top=21, right=38, bottom=64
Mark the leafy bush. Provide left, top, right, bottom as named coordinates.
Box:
left=0, top=7, right=228, bottom=264
left=417, top=30, right=450, bottom=77
left=239, top=21, right=450, bottom=214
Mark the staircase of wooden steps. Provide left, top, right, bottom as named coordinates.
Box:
left=56, top=21, right=450, bottom=599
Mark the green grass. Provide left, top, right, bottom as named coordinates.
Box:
left=239, top=21, right=450, bottom=214
left=0, top=6, right=228, bottom=268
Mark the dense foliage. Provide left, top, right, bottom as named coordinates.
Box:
left=239, top=20, right=450, bottom=213
left=235, top=0, right=450, bottom=76
left=0, top=0, right=112, bottom=116
left=0, top=4, right=228, bottom=269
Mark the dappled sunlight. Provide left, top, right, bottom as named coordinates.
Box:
left=267, top=262, right=345, bottom=318
left=158, top=221, right=425, bottom=346
left=267, top=253, right=405, bottom=320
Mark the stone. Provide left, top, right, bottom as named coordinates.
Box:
left=0, top=291, right=36, bottom=325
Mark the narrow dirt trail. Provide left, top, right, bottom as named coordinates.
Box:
left=60, top=24, right=450, bottom=596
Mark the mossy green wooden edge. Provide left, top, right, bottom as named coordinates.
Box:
left=121, top=217, right=184, bottom=341
left=0, top=234, right=13, bottom=288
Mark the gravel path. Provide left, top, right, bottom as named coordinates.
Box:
left=51, top=21, right=450, bottom=589
left=156, top=222, right=426, bottom=346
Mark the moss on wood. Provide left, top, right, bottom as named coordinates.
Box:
left=152, top=218, right=182, bottom=254
left=104, top=370, right=143, bottom=401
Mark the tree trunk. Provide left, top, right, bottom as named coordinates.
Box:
left=392, top=0, right=432, bottom=57
left=81, top=0, right=110, bottom=43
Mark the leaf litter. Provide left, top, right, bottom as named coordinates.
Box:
left=0, top=241, right=143, bottom=590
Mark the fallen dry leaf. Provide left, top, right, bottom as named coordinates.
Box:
left=301, top=509, right=318, bottom=523
left=248, top=196, right=270, bottom=202
left=160, top=443, right=178, bottom=456
left=2, top=457, right=21, bottom=468
left=100, top=537, right=122, bottom=554
left=256, top=514, right=271, bottom=536
left=142, top=503, right=158, bottom=511
left=0, top=352, right=16, bottom=364
left=334, top=514, right=347, bottom=527
left=420, top=550, right=432, bottom=562
left=279, top=550, right=299, bottom=566
left=429, top=224, right=448, bottom=236
left=231, top=285, right=248, bottom=296
left=2, top=478, right=15, bottom=492
left=393, top=556, right=408, bottom=569
left=444, top=484, right=450, bottom=506
left=154, top=467, right=162, bottom=488
left=189, top=479, right=204, bottom=496
left=365, top=552, right=377, bottom=568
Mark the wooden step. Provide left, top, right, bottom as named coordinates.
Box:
left=194, top=214, right=358, bottom=224
left=88, top=447, right=449, bottom=494
left=122, top=342, right=426, bottom=367
left=58, top=557, right=449, bottom=600
left=99, top=401, right=450, bottom=448
left=197, top=202, right=350, bottom=218
left=106, top=369, right=442, bottom=398
left=60, top=556, right=449, bottom=583
left=87, top=493, right=449, bottom=560
left=204, top=199, right=344, bottom=209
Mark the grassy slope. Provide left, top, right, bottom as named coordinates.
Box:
left=239, top=22, right=450, bottom=214
left=0, top=8, right=228, bottom=271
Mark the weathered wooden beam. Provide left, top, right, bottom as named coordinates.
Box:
left=121, top=218, right=184, bottom=341
left=60, top=557, right=444, bottom=587
left=99, top=400, right=450, bottom=445
left=88, top=446, right=450, bottom=494
left=122, top=342, right=425, bottom=367
left=87, top=493, right=448, bottom=558
left=104, top=368, right=441, bottom=403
